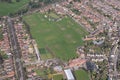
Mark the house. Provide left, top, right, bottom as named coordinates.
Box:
left=53, top=66, right=62, bottom=72
left=86, top=54, right=107, bottom=62
left=69, top=58, right=86, bottom=68
left=93, top=39, right=104, bottom=45
left=64, top=69, right=75, bottom=80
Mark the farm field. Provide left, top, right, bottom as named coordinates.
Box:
left=74, top=69, right=89, bottom=80
left=0, top=0, right=29, bottom=16
left=23, top=13, right=88, bottom=61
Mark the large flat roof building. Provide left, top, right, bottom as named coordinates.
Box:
left=64, top=69, right=75, bottom=80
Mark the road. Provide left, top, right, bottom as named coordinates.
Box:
left=113, top=44, right=118, bottom=79
left=7, top=17, right=26, bottom=80
left=32, top=40, right=41, bottom=62
left=108, top=39, right=119, bottom=80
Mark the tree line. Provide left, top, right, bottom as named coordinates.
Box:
left=0, top=0, right=20, bottom=3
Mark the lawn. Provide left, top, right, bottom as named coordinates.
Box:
left=53, top=74, right=63, bottom=80
left=35, top=69, right=45, bottom=76
left=0, top=0, right=29, bottom=16
left=35, top=68, right=50, bottom=76
left=74, top=69, right=89, bottom=80
left=23, top=13, right=88, bottom=61
left=39, top=48, right=53, bottom=60
left=47, top=12, right=60, bottom=19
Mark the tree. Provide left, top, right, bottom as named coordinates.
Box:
left=0, top=54, right=3, bottom=64
left=73, top=0, right=81, bottom=2
left=16, top=0, right=20, bottom=2
left=8, top=0, right=12, bottom=3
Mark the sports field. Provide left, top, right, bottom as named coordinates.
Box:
left=23, top=13, right=88, bottom=61
left=74, top=69, right=89, bottom=80
left=52, top=74, right=63, bottom=80
left=0, top=0, right=29, bottom=16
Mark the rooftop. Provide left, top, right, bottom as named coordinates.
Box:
left=64, top=69, right=75, bottom=80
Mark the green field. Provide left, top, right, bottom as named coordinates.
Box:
left=0, top=0, right=29, bottom=16
left=23, top=13, right=88, bottom=61
left=74, top=69, right=89, bottom=80
left=53, top=74, right=63, bottom=80
left=48, top=12, right=60, bottom=19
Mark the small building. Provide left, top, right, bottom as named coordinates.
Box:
left=53, top=66, right=62, bottom=72
left=64, top=69, right=75, bottom=80
left=68, top=58, right=86, bottom=68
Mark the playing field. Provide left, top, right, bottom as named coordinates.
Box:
left=0, top=0, right=29, bottom=16
left=53, top=74, right=63, bottom=80
left=23, top=13, right=88, bottom=61
left=74, top=69, right=89, bottom=80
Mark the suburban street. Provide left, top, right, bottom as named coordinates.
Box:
left=108, top=38, right=119, bottom=80
left=7, top=17, right=26, bottom=80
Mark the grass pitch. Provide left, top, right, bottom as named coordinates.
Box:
left=0, top=0, right=29, bottom=16
left=53, top=74, right=63, bottom=80
left=23, top=13, right=88, bottom=61
left=74, top=69, right=89, bottom=80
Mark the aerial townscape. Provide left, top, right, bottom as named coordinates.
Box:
left=0, top=0, right=120, bottom=80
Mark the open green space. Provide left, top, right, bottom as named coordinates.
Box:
left=47, top=12, right=60, bottom=19
left=53, top=74, right=63, bottom=80
left=35, top=68, right=50, bottom=77
left=39, top=48, right=53, bottom=60
left=23, top=13, right=88, bottom=61
left=74, top=69, right=89, bottom=80
left=35, top=69, right=45, bottom=76
left=35, top=68, right=55, bottom=79
left=0, top=26, right=3, bottom=40
left=0, top=0, right=29, bottom=16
